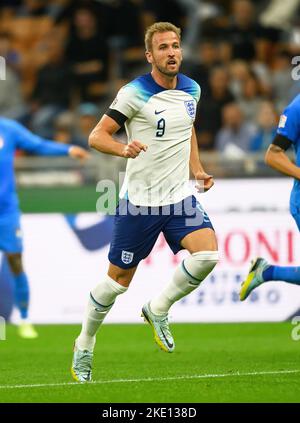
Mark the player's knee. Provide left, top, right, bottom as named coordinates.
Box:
left=183, top=250, right=218, bottom=285
left=6, top=253, right=23, bottom=275
left=108, top=264, right=136, bottom=287
left=108, top=269, right=133, bottom=287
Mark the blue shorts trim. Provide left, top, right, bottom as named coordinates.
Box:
left=0, top=213, right=23, bottom=253
left=108, top=196, right=214, bottom=269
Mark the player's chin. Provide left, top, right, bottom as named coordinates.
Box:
left=163, top=68, right=179, bottom=77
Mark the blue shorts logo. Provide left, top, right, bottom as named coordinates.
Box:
left=121, top=250, right=134, bottom=265
left=184, top=100, right=196, bottom=119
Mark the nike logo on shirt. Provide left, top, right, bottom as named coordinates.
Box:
left=155, top=110, right=166, bottom=115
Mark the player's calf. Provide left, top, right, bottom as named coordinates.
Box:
left=72, top=275, right=128, bottom=381
left=150, top=250, right=219, bottom=316
left=144, top=251, right=218, bottom=351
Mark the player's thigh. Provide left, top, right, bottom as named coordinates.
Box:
left=108, top=199, right=166, bottom=271
left=180, top=227, right=217, bottom=253
left=0, top=213, right=23, bottom=259
left=107, top=262, right=138, bottom=287
left=163, top=196, right=216, bottom=254
left=6, top=252, right=23, bottom=274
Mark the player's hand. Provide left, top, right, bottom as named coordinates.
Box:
left=69, top=146, right=90, bottom=161
left=195, top=171, right=214, bottom=192
left=122, top=140, right=148, bottom=159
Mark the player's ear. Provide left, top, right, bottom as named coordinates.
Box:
left=145, top=50, right=152, bottom=64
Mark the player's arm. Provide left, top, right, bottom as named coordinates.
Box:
left=265, top=137, right=300, bottom=180
left=89, top=114, right=147, bottom=159
left=13, top=121, right=88, bottom=160
left=265, top=103, right=300, bottom=179
left=190, top=126, right=214, bottom=192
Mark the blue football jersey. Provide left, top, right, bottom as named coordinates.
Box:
left=277, top=94, right=300, bottom=215
left=0, top=117, right=70, bottom=215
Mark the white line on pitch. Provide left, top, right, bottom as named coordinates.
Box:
left=0, top=369, right=299, bottom=390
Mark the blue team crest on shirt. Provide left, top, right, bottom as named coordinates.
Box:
left=184, top=100, right=196, bottom=119
left=121, top=250, right=134, bottom=264
left=278, top=114, right=287, bottom=128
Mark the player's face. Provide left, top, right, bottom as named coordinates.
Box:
left=147, top=31, right=182, bottom=77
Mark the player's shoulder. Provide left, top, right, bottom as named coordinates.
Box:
left=117, top=73, right=201, bottom=102
left=0, top=116, right=11, bottom=128
left=124, top=73, right=165, bottom=99
left=0, top=117, right=21, bottom=132
left=284, top=94, right=300, bottom=114
left=278, top=94, right=300, bottom=139
left=176, top=73, right=201, bottom=101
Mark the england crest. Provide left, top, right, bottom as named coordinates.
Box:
left=121, top=250, right=134, bottom=264
left=184, top=100, right=196, bottom=119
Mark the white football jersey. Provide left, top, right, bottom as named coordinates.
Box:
left=107, top=73, right=201, bottom=206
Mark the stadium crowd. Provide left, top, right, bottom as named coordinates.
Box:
left=0, top=0, right=300, bottom=158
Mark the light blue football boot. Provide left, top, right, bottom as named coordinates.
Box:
left=141, top=302, right=175, bottom=353
left=71, top=342, right=93, bottom=382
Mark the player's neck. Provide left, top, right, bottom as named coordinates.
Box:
left=151, top=70, right=177, bottom=90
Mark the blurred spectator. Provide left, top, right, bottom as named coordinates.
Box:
left=30, top=34, right=72, bottom=138
left=216, top=102, right=257, bottom=157
left=271, top=50, right=295, bottom=110
left=107, top=0, right=143, bottom=46
left=54, top=110, right=74, bottom=145
left=195, top=66, right=235, bottom=150
left=72, top=103, right=99, bottom=149
left=229, top=60, right=251, bottom=98
left=55, top=0, right=110, bottom=37
left=106, top=0, right=145, bottom=80
left=0, top=0, right=22, bottom=8
left=54, top=103, right=98, bottom=150
left=220, top=0, right=279, bottom=62
left=0, top=32, right=26, bottom=121
left=65, top=6, right=109, bottom=102
left=16, top=0, right=50, bottom=17
left=250, top=101, right=277, bottom=152
left=0, top=67, right=27, bottom=122
left=0, top=32, right=21, bottom=74
left=183, top=40, right=221, bottom=88
left=237, top=71, right=264, bottom=124
left=142, top=0, right=187, bottom=30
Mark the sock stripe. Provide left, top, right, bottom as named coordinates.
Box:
left=181, top=260, right=202, bottom=284
left=90, top=293, right=114, bottom=309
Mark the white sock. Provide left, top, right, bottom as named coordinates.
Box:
left=77, top=275, right=127, bottom=352
left=150, top=251, right=218, bottom=315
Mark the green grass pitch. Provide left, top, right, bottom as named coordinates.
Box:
left=0, top=322, right=299, bottom=403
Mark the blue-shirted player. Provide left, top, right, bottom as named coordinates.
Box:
left=240, top=94, right=300, bottom=301
left=0, top=117, right=88, bottom=338
left=71, top=22, right=219, bottom=382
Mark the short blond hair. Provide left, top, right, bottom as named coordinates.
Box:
left=144, top=22, right=181, bottom=51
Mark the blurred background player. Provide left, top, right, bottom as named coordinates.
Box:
left=71, top=21, right=218, bottom=382
left=240, top=94, right=300, bottom=301
left=0, top=117, right=88, bottom=338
